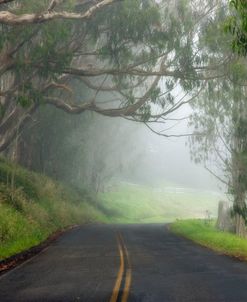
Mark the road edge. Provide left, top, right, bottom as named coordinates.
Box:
left=0, top=224, right=79, bottom=276
left=169, top=222, right=247, bottom=263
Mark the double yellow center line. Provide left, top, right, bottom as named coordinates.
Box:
left=109, top=232, right=132, bottom=302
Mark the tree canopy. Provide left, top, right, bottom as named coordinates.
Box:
left=0, top=0, right=222, bottom=152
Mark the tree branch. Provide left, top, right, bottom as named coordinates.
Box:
left=144, top=122, right=201, bottom=138
left=204, top=165, right=230, bottom=187
left=63, top=66, right=225, bottom=81
left=0, top=0, right=117, bottom=25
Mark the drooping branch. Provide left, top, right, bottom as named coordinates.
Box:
left=45, top=76, right=160, bottom=117
left=45, top=97, right=95, bottom=114
left=0, top=0, right=118, bottom=25
left=63, top=66, right=225, bottom=81
left=204, top=165, right=230, bottom=187
left=144, top=122, right=199, bottom=138
left=44, top=96, right=138, bottom=117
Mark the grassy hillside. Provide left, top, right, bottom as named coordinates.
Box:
left=0, top=158, right=222, bottom=260
left=100, top=182, right=221, bottom=223
left=0, top=158, right=108, bottom=260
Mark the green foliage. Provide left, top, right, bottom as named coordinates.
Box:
left=0, top=0, right=212, bottom=131
left=149, top=87, right=161, bottom=103
left=16, top=95, right=32, bottom=108
left=15, top=82, right=45, bottom=107
left=0, top=158, right=38, bottom=199
left=225, top=0, right=247, bottom=56
left=189, top=2, right=247, bottom=216
left=139, top=104, right=151, bottom=122
left=228, top=61, right=247, bottom=84
left=92, top=0, right=162, bottom=66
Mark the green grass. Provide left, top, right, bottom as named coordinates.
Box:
left=99, top=182, right=220, bottom=223
left=0, top=158, right=109, bottom=260
left=0, top=158, right=223, bottom=260
left=171, top=219, right=247, bottom=260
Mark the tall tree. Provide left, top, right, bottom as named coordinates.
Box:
left=189, top=3, right=247, bottom=236
left=0, top=0, right=222, bottom=153
left=190, top=61, right=247, bottom=236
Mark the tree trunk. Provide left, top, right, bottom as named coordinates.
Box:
left=232, top=162, right=247, bottom=237
left=236, top=213, right=246, bottom=237
left=231, top=84, right=247, bottom=237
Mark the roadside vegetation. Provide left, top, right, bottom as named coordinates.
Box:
left=0, top=156, right=221, bottom=260
left=0, top=158, right=109, bottom=260
left=171, top=219, right=247, bottom=260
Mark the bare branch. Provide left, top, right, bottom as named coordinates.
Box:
left=0, top=0, right=117, bottom=25
left=63, top=66, right=225, bottom=81
left=45, top=97, right=95, bottom=114
left=204, top=165, right=230, bottom=187
left=48, top=0, right=58, bottom=12
left=144, top=122, right=201, bottom=138
left=46, top=82, right=73, bottom=94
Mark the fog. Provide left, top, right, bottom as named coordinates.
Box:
left=65, top=83, right=221, bottom=193
left=61, top=107, right=220, bottom=193
left=1, top=0, right=235, bottom=229
left=21, top=81, right=221, bottom=195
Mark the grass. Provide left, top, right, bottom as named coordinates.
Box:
left=0, top=158, right=109, bottom=260
left=171, top=219, right=247, bottom=260
left=0, top=158, right=222, bottom=260
left=99, top=182, right=220, bottom=223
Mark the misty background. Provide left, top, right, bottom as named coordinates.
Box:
left=20, top=103, right=220, bottom=193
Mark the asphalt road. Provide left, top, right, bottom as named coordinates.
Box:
left=1, top=224, right=247, bottom=301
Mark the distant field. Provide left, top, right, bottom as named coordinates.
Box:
left=100, top=182, right=222, bottom=223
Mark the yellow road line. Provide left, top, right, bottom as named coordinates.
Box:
left=119, top=233, right=132, bottom=302
left=109, top=234, right=125, bottom=302
left=121, top=268, right=132, bottom=302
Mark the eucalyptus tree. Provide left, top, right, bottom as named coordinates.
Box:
left=0, top=0, right=221, bottom=155
left=189, top=2, right=247, bottom=236
left=190, top=63, right=247, bottom=237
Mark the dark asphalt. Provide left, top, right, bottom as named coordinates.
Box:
left=1, top=224, right=247, bottom=301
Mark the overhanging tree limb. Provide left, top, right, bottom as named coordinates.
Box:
left=63, top=66, right=226, bottom=80
left=0, top=0, right=118, bottom=25
left=144, top=122, right=200, bottom=138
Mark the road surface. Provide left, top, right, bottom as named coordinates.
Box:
left=1, top=224, right=247, bottom=301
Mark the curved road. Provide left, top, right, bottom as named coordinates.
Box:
left=1, top=224, right=247, bottom=301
